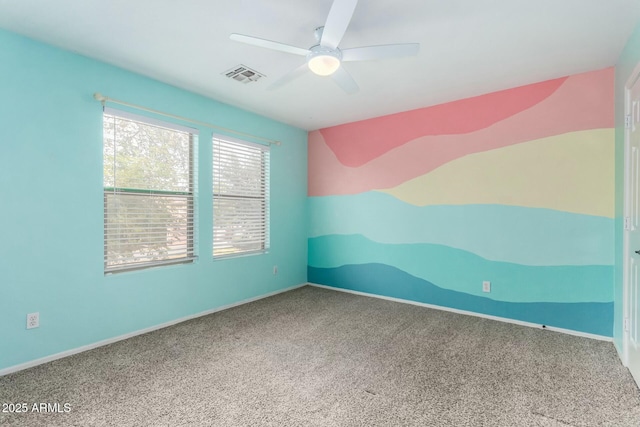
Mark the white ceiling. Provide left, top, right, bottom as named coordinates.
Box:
left=0, top=0, right=639, bottom=131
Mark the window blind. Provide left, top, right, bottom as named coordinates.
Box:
left=213, top=136, right=270, bottom=257
left=103, top=110, right=197, bottom=273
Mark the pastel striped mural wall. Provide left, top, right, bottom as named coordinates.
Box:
left=308, top=67, right=615, bottom=337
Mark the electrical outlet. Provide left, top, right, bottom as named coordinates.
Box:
left=482, top=281, right=491, bottom=293
left=26, top=312, right=39, bottom=329
left=273, top=265, right=278, bottom=275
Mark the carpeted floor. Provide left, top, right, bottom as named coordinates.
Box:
left=1, top=285, right=639, bottom=426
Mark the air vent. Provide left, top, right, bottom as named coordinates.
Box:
left=223, top=65, right=265, bottom=84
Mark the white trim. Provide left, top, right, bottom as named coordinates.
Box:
left=615, top=339, right=625, bottom=363
left=621, top=65, right=640, bottom=368
left=623, top=77, right=633, bottom=367
left=309, top=283, right=613, bottom=342
left=0, top=283, right=306, bottom=377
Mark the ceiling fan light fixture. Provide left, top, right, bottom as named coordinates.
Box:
left=308, top=54, right=341, bottom=76
left=307, top=47, right=342, bottom=76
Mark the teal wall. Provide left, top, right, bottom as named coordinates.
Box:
left=614, top=21, right=640, bottom=353
left=0, top=29, right=308, bottom=371
left=308, top=69, right=615, bottom=337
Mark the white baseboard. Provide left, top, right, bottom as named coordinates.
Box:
left=309, top=283, right=613, bottom=342
left=3, top=282, right=612, bottom=376
left=615, top=338, right=628, bottom=366
left=0, top=283, right=307, bottom=377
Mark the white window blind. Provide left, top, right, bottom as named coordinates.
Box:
left=213, top=136, right=270, bottom=257
left=103, top=109, right=197, bottom=273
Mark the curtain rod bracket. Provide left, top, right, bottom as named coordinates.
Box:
left=93, top=92, right=107, bottom=107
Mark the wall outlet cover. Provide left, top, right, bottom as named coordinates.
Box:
left=27, top=312, right=39, bottom=329
left=482, top=281, right=491, bottom=293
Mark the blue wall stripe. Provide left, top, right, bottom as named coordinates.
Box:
left=308, top=264, right=613, bottom=337
left=308, top=234, right=613, bottom=303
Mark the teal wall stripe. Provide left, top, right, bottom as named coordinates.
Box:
left=309, top=193, right=614, bottom=266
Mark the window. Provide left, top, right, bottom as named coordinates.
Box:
left=213, top=136, right=270, bottom=257
left=103, top=108, right=197, bottom=273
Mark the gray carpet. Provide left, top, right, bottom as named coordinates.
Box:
left=1, top=285, right=639, bottom=426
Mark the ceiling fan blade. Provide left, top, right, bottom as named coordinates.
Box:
left=331, top=66, right=359, bottom=94
left=230, top=33, right=309, bottom=56
left=321, top=0, right=359, bottom=49
left=268, top=63, right=309, bottom=90
left=342, top=43, right=420, bottom=62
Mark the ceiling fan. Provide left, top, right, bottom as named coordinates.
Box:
left=229, top=0, right=419, bottom=94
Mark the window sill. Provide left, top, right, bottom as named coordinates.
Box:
left=213, top=250, right=268, bottom=261
left=105, top=257, right=198, bottom=275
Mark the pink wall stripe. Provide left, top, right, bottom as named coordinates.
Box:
left=318, top=77, right=567, bottom=167
left=309, top=68, right=614, bottom=197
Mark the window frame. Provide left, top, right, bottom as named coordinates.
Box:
left=103, top=108, right=198, bottom=274
left=212, top=135, right=270, bottom=259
